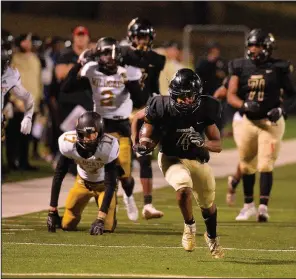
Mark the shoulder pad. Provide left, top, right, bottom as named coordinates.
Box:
left=273, top=59, right=294, bottom=74
left=80, top=61, right=98, bottom=77
left=145, top=95, right=167, bottom=123
left=199, top=95, right=221, bottom=124
left=124, top=65, right=142, bottom=81
left=58, top=131, right=77, bottom=158
left=98, top=134, right=119, bottom=163
left=228, top=58, right=246, bottom=76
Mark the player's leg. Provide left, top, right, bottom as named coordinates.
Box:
left=62, top=176, right=93, bottom=230
left=257, top=117, right=285, bottom=222
left=117, top=135, right=139, bottom=221
left=138, top=153, right=164, bottom=219
left=236, top=117, right=258, bottom=221
left=189, top=160, right=224, bottom=258
left=158, top=153, right=195, bottom=251
left=97, top=190, right=117, bottom=232
left=226, top=114, right=244, bottom=206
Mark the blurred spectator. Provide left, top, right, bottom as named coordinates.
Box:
left=155, top=40, right=185, bottom=96
left=52, top=26, right=93, bottom=172
left=195, top=42, right=227, bottom=96
left=10, top=33, right=43, bottom=170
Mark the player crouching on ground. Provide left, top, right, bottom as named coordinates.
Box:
left=132, top=69, right=224, bottom=258
left=47, top=111, right=119, bottom=235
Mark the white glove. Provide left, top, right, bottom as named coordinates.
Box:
left=20, top=116, right=32, bottom=135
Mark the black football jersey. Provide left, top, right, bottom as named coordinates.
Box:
left=145, top=95, right=221, bottom=162
left=229, top=57, right=295, bottom=120
left=121, top=46, right=166, bottom=107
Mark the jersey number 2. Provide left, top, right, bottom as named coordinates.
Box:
left=100, top=90, right=115, bottom=107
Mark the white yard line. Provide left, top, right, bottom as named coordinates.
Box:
left=3, top=242, right=296, bottom=252
left=3, top=229, right=34, bottom=231
left=1, top=273, right=223, bottom=278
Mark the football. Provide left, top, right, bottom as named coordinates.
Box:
left=139, top=122, right=160, bottom=151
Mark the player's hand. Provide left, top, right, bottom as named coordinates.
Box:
left=78, top=49, right=93, bottom=66
left=133, top=144, right=152, bottom=156
left=90, top=218, right=104, bottom=235
left=267, top=107, right=283, bottom=123
left=47, top=210, right=62, bottom=233
left=188, top=131, right=205, bottom=147
left=241, top=101, right=260, bottom=113
left=20, top=116, right=32, bottom=135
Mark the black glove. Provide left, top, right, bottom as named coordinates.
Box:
left=188, top=131, right=205, bottom=147
left=241, top=101, right=260, bottom=113
left=267, top=107, right=283, bottom=122
left=133, top=144, right=152, bottom=156
left=90, top=218, right=104, bottom=235
left=47, top=210, right=62, bottom=233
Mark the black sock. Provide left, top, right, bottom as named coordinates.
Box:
left=260, top=172, right=273, bottom=206
left=144, top=195, right=152, bottom=205
left=185, top=218, right=195, bottom=225
left=202, top=209, right=217, bottom=239
left=121, top=177, right=135, bottom=197
left=243, top=174, right=255, bottom=203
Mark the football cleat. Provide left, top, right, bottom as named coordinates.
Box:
left=142, top=204, right=164, bottom=220
left=182, top=222, right=196, bottom=252
left=204, top=232, right=225, bottom=259
left=123, top=193, right=139, bottom=221
left=226, top=176, right=238, bottom=206
left=257, top=204, right=270, bottom=222
left=235, top=202, right=257, bottom=221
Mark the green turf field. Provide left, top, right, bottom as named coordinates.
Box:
left=2, top=164, right=296, bottom=278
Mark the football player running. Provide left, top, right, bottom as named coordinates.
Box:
left=47, top=111, right=119, bottom=234
left=1, top=38, right=34, bottom=139
left=61, top=37, right=143, bottom=221
left=227, top=29, right=296, bottom=222
left=133, top=69, right=224, bottom=258
left=121, top=18, right=166, bottom=220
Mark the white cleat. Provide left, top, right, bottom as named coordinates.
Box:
left=226, top=176, right=236, bottom=206
left=123, top=193, right=139, bottom=221
left=257, top=204, right=270, bottom=222
left=235, top=202, right=257, bottom=221
left=204, top=232, right=225, bottom=259
left=142, top=204, right=164, bottom=220
left=182, top=223, right=196, bottom=252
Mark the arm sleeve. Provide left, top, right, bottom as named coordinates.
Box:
left=144, top=96, right=162, bottom=124
left=49, top=155, right=71, bottom=207
left=60, top=63, right=83, bottom=93
left=228, top=60, right=242, bottom=77
left=11, top=82, right=34, bottom=119
left=100, top=159, right=117, bottom=214
left=126, top=80, right=145, bottom=109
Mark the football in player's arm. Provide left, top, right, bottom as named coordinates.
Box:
left=133, top=69, right=224, bottom=258
left=1, top=43, right=34, bottom=140
left=47, top=111, right=119, bottom=235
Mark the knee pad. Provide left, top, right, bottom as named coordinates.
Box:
left=240, top=161, right=257, bottom=175
left=138, top=155, right=152, bottom=178
left=62, top=210, right=81, bottom=231
left=258, top=163, right=274, bottom=173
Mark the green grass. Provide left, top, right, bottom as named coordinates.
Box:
left=2, top=164, right=296, bottom=278
left=3, top=116, right=296, bottom=182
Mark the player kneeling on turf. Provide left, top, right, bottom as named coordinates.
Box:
left=47, top=111, right=119, bottom=235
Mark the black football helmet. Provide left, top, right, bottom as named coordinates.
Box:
left=169, top=69, right=203, bottom=114
left=127, top=18, right=155, bottom=51
left=94, top=37, right=121, bottom=75
left=76, top=111, right=104, bottom=153
left=246, top=29, right=275, bottom=63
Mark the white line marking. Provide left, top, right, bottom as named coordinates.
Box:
left=3, top=229, right=34, bottom=231
left=1, top=273, right=218, bottom=278
left=3, top=242, right=296, bottom=252
left=3, top=233, right=15, bottom=235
